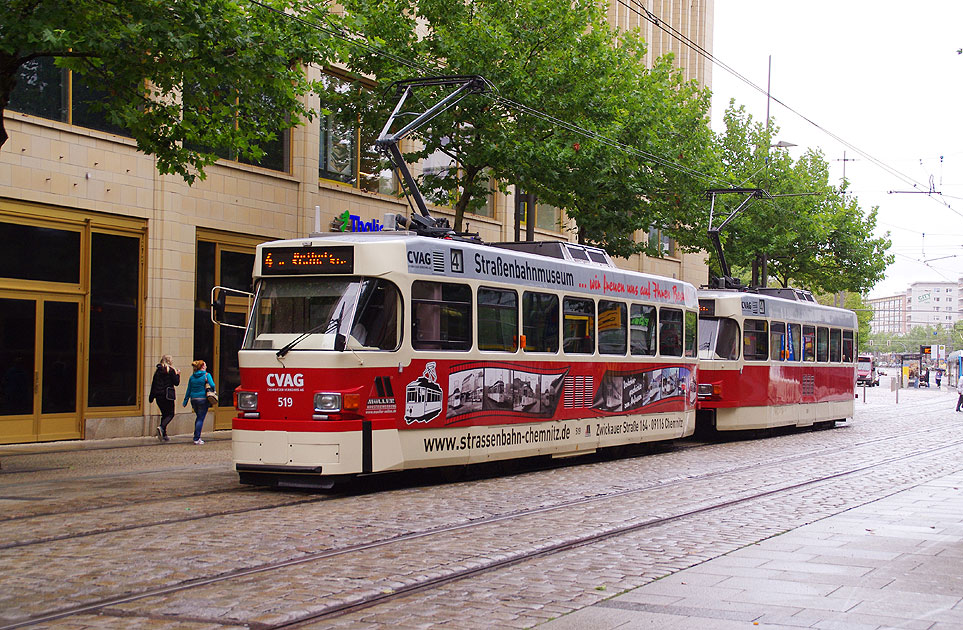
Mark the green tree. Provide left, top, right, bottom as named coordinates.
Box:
left=713, top=103, right=893, bottom=294
left=335, top=0, right=718, bottom=251
left=0, top=0, right=340, bottom=183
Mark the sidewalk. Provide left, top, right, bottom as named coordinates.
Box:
left=543, top=470, right=963, bottom=629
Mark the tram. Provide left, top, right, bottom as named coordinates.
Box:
left=696, top=288, right=857, bottom=431
left=221, top=232, right=700, bottom=488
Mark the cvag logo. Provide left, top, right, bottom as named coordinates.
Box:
left=267, top=373, right=304, bottom=388
left=407, top=250, right=432, bottom=266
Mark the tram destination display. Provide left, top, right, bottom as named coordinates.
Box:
left=261, top=246, right=354, bottom=275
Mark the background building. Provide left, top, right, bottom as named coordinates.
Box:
left=868, top=279, right=963, bottom=335
left=0, top=1, right=714, bottom=444
left=866, top=293, right=907, bottom=334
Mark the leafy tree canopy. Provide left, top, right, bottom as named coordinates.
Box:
left=0, top=0, right=341, bottom=182
left=334, top=0, right=718, bottom=255
left=713, top=102, right=893, bottom=294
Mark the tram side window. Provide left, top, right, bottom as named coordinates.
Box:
left=744, top=319, right=769, bottom=361
left=411, top=281, right=471, bottom=351
left=788, top=323, right=801, bottom=361
left=478, top=287, right=518, bottom=352
left=816, top=326, right=829, bottom=362
left=684, top=311, right=697, bottom=358
left=802, top=325, right=816, bottom=362
left=563, top=297, right=595, bottom=354
left=630, top=304, right=657, bottom=356
left=842, top=330, right=855, bottom=362
left=698, top=317, right=740, bottom=360
left=770, top=321, right=787, bottom=361
left=659, top=308, right=683, bottom=357
left=523, top=292, right=559, bottom=353
left=598, top=300, right=627, bottom=355
left=829, top=328, right=841, bottom=362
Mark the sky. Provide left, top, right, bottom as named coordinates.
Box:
left=708, top=1, right=963, bottom=298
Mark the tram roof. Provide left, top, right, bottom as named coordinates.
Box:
left=255, top=232, right=698, bottom=308
left=698, top=289, right=857, bottom=327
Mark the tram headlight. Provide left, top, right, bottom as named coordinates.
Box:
left=236, top=391, right=258, bottom=411
left=314, top=393, right=342, bottom=412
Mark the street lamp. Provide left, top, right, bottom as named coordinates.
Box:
left=771, top=140, right=797, bottom=149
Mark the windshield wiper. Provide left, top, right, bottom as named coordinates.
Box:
left=276, top=303, right=347, bottom=358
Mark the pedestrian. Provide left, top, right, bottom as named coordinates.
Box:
left=148, top=355, right=180, bottom=441
left=935, top=369, right=943, bottom=388
left=922, top=367, right=930, bottom=388
left=182, top=360, right=215, bottom=444
left=957, top=378, right=963, bottom=413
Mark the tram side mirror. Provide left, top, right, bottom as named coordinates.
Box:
left=334, top=333, right=347, bottom=352
left=212, top=288, right=227, bottom=323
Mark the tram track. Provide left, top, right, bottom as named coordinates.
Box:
left=4, top=422, right=963, bottom=630
left=0, top=406, right=957, bottom=551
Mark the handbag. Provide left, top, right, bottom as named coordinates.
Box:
left=165, top=386, right=176, bottom=401
left=205, top=382, right=218, bottom=407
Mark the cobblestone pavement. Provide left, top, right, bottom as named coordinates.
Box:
left=2, top=382, right=961, bottom=629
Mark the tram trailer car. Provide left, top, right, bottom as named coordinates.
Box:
left=696, top=289, right=857, bottom=432
left=228, top=232, right=701, bottom=488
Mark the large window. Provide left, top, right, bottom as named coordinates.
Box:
left=563, top=297, right=595, bottom=354
left=0, top=221, right=81, bottom=284
left=523, top=292, right=559, bottom=353
left=478, top=287, right=517, bottom=352
left=743, top=319, right=769, bottom=361
left=319, top=75, right=396, bottom=194
left=8, top=57, right=128, bottom=137
left=412, top=281, right=471, bottom=350
left=598, top=300, right=626, bottom=355
left=659, top=308, right=683, bottom=357
left=88, top=233, right=140, bottom=407
left=698, top=317, right=740, bottom=360
left=630, top=304, right=657, bottom=356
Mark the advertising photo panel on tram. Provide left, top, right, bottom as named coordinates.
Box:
left=512, top=370, right=542, bottom=414
left=483, top=367, right=512, bottom=410
left=447, top=367, right=484, bottom=418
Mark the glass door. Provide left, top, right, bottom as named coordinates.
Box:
left=0, top=295, right=82, bottom=443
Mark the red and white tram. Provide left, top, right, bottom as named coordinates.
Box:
left=222, top=232, right=700, bottom=488
left=696, top=289, right=857, bottom=431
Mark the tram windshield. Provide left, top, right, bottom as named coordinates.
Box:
left=698, top=317, right=741, bottom=360
left=243, top=277, right=401, bottom=351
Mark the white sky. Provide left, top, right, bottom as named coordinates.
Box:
left=708, top=0, right=963, bottom=298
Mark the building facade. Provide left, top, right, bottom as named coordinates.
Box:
left=0, top=0, right=714, bottom=444
left=866, top=293, right=907, bottom=334
left=906, top=281, right=962, bottom=330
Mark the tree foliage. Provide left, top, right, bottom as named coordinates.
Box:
left=713, top=103, right=893, bottom=294
left=335, top=0, right=717, bottom=255
left=0, top=0, right=340, bottom=182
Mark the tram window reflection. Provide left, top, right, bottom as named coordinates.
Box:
left=770, top=321, right=787, bottom=361
left=523, top=292, right=559, bottom=353
left=697, top=317, right=740, bottom=360
left=842, top=330, right=855, bottom=363
left=659, top=308, right=683, bottom=357
left=412, top=281, right=471, bottom=351
left=743, top=319, right=769, bottom=361
left=829, top=328, right=841, bottom=362
left=478, top=287, right=518, bottom=352
left=598, top=300, right=626, bottom=355
left=684, top=311, right=698, bottom=358
left=786, top=323, right=801, bottom=361
left=630, top=304, right=657, bottom=356
left=802, top=325, right=815, bottom=362
left=816, top=326, right=829, bottom=362
left=563, top=297, right=595, bottom=354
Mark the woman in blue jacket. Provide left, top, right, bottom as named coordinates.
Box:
left=182, top=360, right=215, bottom=444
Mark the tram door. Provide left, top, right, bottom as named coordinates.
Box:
left=0, top=295, right=83, bottom=443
